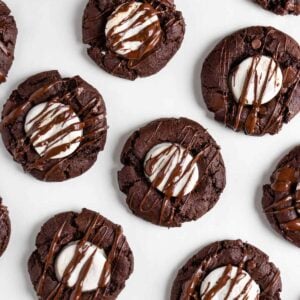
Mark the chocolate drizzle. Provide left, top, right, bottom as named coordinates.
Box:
left=233, top=55, right=281, bottom=134
left=106, top=1, right=161, bottom=60
left=36, top=213, right=124, bottom=299
left=25, top=100, right=85, bottom=159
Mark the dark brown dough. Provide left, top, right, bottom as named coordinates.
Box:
left=0, top=0, right=17, bottom=83
left=262, top=146, right=300, bottom=247
left=0, top=197, right=10, bottom=257
left=254, top=0, right=300, bottom=15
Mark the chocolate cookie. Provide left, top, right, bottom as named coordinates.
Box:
left=262, top=146, right=300, bottom=247
left=118, top=118, right=226, bottom=227
left=0, top=1, right=17, bottom=83
left=171, top=240, right=282, bottom=300
left=0, top=198, right=10, bottom=257
left=1, top=70, right=107, bottom=182
left=28, top=208, right=134, bottom=300
left=254, top=0, right=300, bottom=15
left=201, top=26, right=300, bottom=136
left=82, top=0, right=185, bottom=80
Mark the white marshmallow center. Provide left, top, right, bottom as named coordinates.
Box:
left=200, top=266, right=260, bottom=299
left=144, top=143, right=199, bottom=197
left=55, top=241, right=106, bottom=292
left=105, top=2, right=160, bottom=56
left=24, top=102, right=83, bottom=159
left=231, top=55, right=283, bottom=105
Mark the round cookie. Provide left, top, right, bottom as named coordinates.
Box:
left=1, top=70, right=107, bottom=182
left=118, top=118, right=226, bottom=227
left=82, top=0, right=185, bottom=80
left=254, top=0, right=300, bottom=15
left=262, top=146, right=300, bottom=247
left=28, top=208, right=134, bottom=300
left=0, top=1, right=17, bottom=83
left=201, top=26, right=300, bottom=136
left=0, top=197, right=10, bottom=257
left=171, top=240, right=282, bottom=300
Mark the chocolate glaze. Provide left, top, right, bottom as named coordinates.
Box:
left=106, top=2, right=161, bottom=60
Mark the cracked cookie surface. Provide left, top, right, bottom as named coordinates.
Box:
left=254, top=0, right=300, bottom=15
left=118, top=118, right=226, bottom=227
left=0, top=197, right=10, bottom=257
left=82, top=0, right=185, bottom=80
left=201, top=26, right=300, bottom=136
left=171, top=240, right=282, bottom=300
left=263, top=146, right=300, bottom=247
left=0, top=0, right=17, bottom=83
left=1, top=70, right=107, bottom=182
left=28, top=208, right=134, bottom=300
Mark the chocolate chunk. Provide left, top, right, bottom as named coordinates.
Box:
left=118, top=117, right=226, bottom=227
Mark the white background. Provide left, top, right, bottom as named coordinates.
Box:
left=0, top=0, right=299, bottom=299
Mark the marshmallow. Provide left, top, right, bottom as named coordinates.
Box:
left=25, top=102, right=83, bottom=159
left=200, top=266, right=260, bottom=299
left=105, top=2, right=161, bottom=59
left=144, top=143, right=199, bottom=197
left=55, top=241, right=106, bottom=292
left=231, top=55, right=283, bottom=105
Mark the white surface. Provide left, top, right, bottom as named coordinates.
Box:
left=144, top=143, right=199, bottom=197
left=0, top=0, right=299, bottom=299
left=25, top=102, right=83, bottom=159
left=55, top=241, right=106, bottom=292
left=200, top=266, right=260, bottom=299
left=231, top=55, right=283, bottom=105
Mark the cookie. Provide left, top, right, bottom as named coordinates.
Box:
left=254, top=0, right=300, bottom=15
left=171, top=240, right=282, bottom=300
left=201, top=26, right=300, bottom=136
left=118, top=118, right=226, bottom=227
left=0, top=197, right=10, bottom=257
left=0, top=1, right=17, bottom=83
left=82, top=0, right=185, bottom=80
left=1, top=70, right=107, bottom=182
left=28, top=208, right=134, bottom=300
left=262, top=146, right=300, bottom=247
